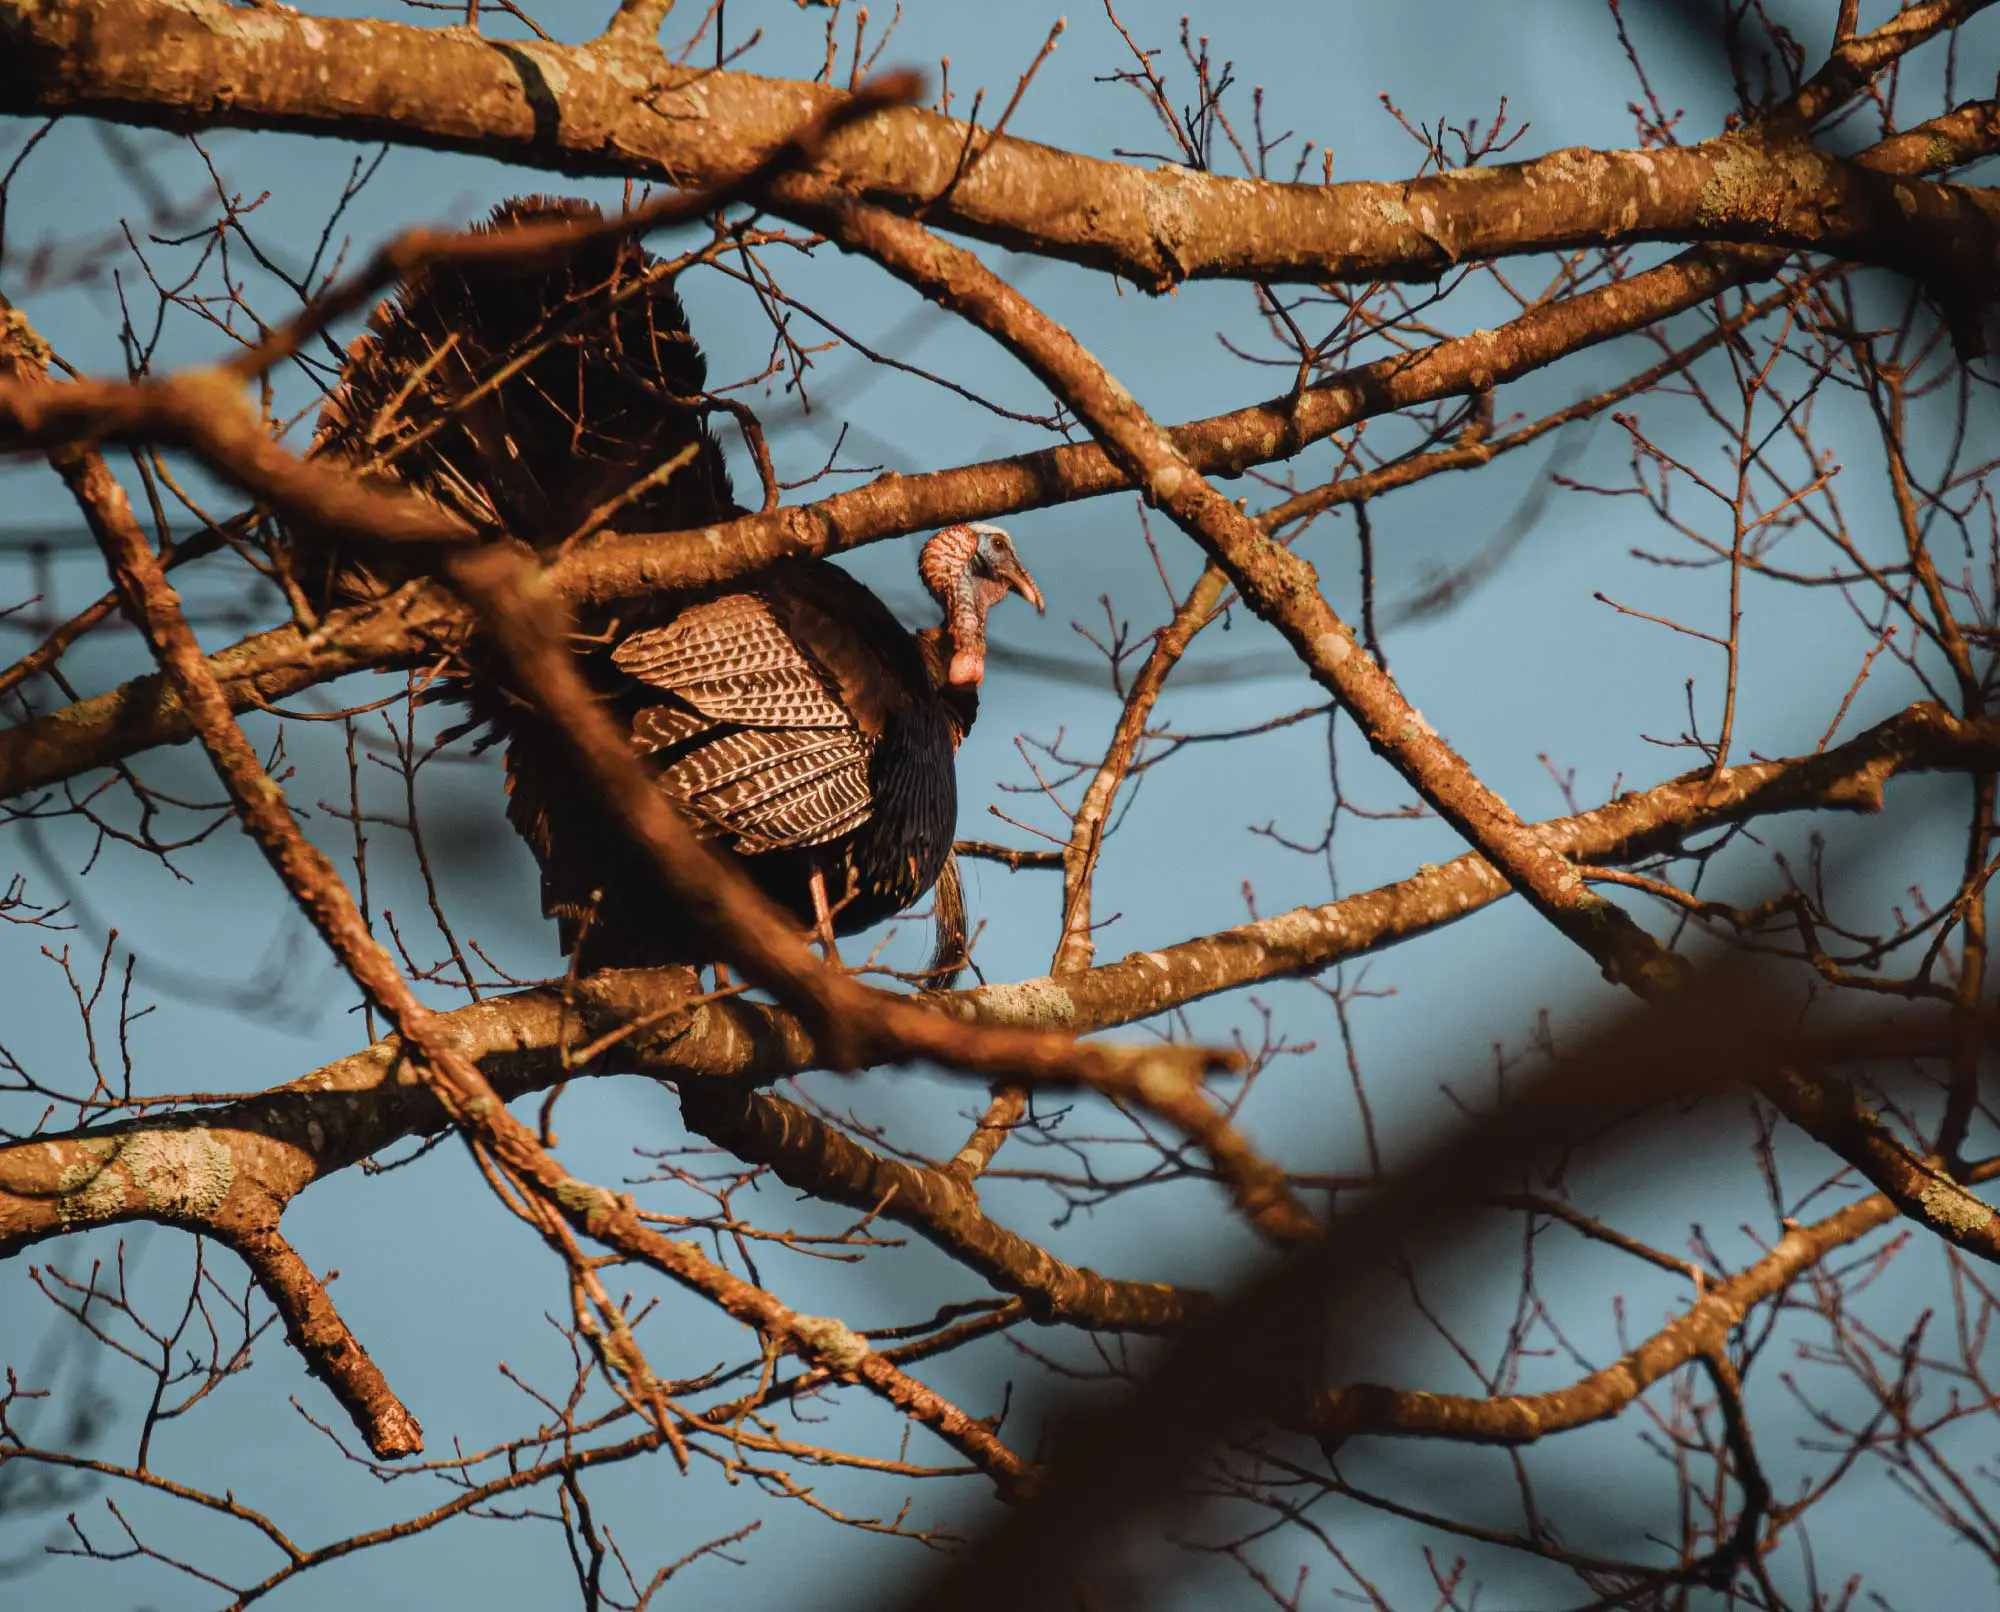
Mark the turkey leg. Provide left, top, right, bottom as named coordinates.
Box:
left=808, top=868, right=844, bottom=968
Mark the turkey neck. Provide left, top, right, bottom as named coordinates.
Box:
left=915, top=625, right=979, bottom=742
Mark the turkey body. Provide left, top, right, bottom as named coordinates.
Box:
left=508, top=558, right=975, bottom=971
left=306, top=196, right=1003, bottom=974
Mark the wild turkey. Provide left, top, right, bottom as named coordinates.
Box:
left=508, top=519, right=1040, bottom=974
left=303, top=197, right=1041, bottom=977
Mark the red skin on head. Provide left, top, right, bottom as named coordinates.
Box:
left=921, top=524, right=991, bottom=686
left=920, top=523, right=1040, bottom=688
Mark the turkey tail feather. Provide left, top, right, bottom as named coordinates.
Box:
left=919, top=852, right=967, bottom=992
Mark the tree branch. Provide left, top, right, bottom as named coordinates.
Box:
left=1, top=0, right=1990, bottom=292
left=1301, top=1193, right=1898, bottom=1445
left=798, top=187, right=1690, bottom=996
left=5, top=700, right=1981, bottom=1263
left=0, top=309, right=426, bottom=1462
left=7, top=93, right=1984, bottom=808
left=12, top=96, right=1990, bottom=804
left=6, top=330, right=1037, bottom=1496
left=678, top=1082, right=1207, bottom=1331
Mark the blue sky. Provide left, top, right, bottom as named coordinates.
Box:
left=3, top=2, right=1995, bottom=1607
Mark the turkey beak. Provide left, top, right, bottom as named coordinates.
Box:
left=993, top=555, right=1044, bottom=614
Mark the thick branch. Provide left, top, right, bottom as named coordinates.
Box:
left=803, top=189, right=1688, bottom=996
left=35, top=359, right=1032, bottom=1494
left=8, top=99, right=1993, bottom=802
left=1, top=0, right=1991, bottom=292
left=225, top=1223, right=424, bottom=1459
left=678, top=1083, right=1206, bottom=1332
left=5, top=701, right=1981, bottom=1259
left=0, top=311, right=426, bottom=1462
left=1301, top=1194, right=1896, bottom=1444
left=0, top=586, right=458, bottom=799
left=1757, top=1065, right=2000, bottom=1259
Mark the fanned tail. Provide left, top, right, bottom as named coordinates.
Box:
left=308, top=195, right=735, bottom=559
left=299, top=194, right=738, bottom=741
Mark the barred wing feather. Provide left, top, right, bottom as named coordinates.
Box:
left=686, top=744, right=874, bottom=851
left=653, top=729, right=872, bottom=851
left=612, top=596, right=854, bottom=730
left=616, top=597, right=880, bottom=852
